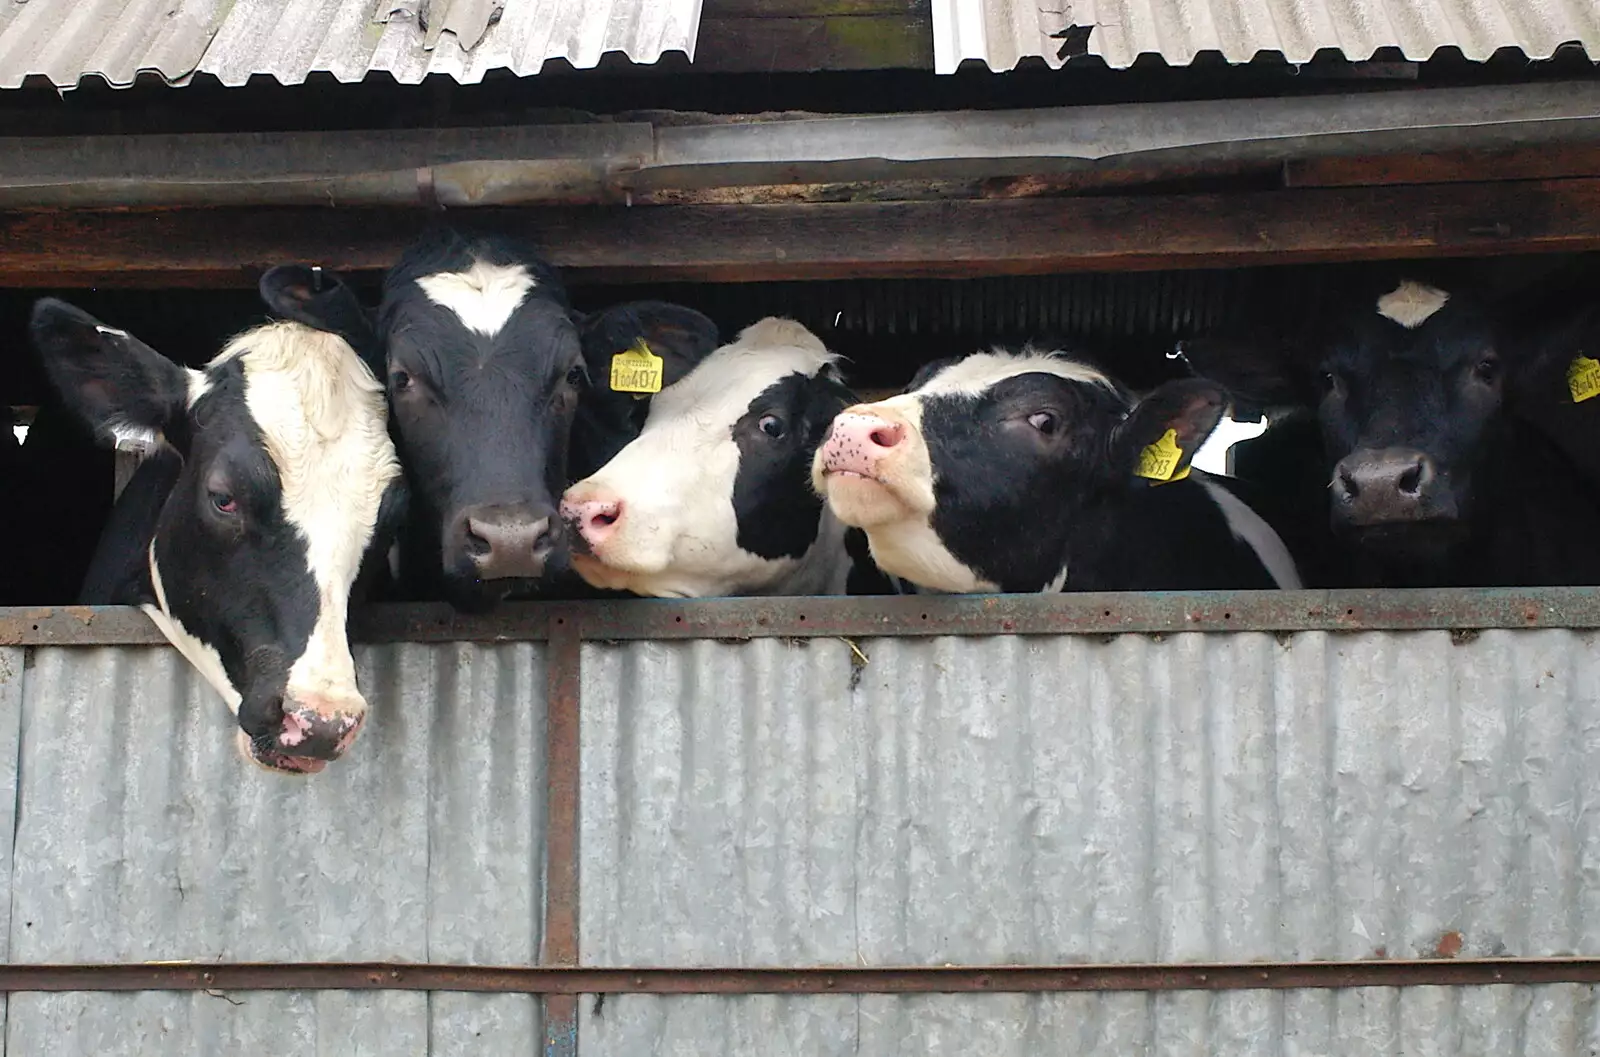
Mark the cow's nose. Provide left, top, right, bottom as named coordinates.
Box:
left=561, top=495, right=624, bottom=551
left=456, top=503, right=559, bottom=579
left=822, top=411, right=907, bottom=478
left=1331, top=448, right=1444, bottom=525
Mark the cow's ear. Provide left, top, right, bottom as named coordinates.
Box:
left=1177, top=334, right=1309, bottom=408
left=576, top=301, right=720, bottom=390
left=259, top=265, right=385, bottom=376
left=904, top=356, right=962, bottom=394
left=1109, top=378, right=1228, bottom=484
left=29, top=298, right=194, bottom=455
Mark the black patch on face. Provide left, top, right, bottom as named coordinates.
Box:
left=731, top=370, right=855, bottom=561
left=378, top=230, right=584, bottom=606
left=152, top=361, right=320, bottom=744
left=922, top=373, right=1130, bottom=592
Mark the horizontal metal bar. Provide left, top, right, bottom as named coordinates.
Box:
left=0, top=83, right=1594, bottom=209
left=5, top=588, right=1600, bottom=647
left=2, top=959, right=1598, bottom=995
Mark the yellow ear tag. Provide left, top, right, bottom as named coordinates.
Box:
left=1568, top=354, right=1600, bottom=403
left=1135, top=428, right=1191, bottom=484
left=610, top=338, right=664, bottom=395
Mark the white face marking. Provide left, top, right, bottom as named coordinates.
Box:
left=1376, top=280, right=1450, bottom=329
left=415, top=259, right=536, bottom=338
left=1196, top=476, right=1303, bottom=590
left=1044, top=565, right=1069, bottom=593
left=910, top=348, right=1116, bottom=399
left=817, top=349, right=1111, bottom=594
left=565, top=318, right=842, bottom=598
left=226, top=323, right=401, bottom=710
left=94, top=324, right=129, bottom=338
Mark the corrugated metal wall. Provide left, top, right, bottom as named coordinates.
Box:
left=6, top=626, right=1600, bottom=1052
left=579, top=631, right=1600, bottom=1055
left=3, top=642, right=549, bottom=1056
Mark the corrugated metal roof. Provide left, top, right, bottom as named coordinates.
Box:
left=931, top=0, right=1600, bottom=72
left=0, top=0, right=703, bottom=89
left=579, top=629, right=1600, bottom=1053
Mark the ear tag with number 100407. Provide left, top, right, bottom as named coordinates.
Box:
left=610, top=338, right=664, bottom=396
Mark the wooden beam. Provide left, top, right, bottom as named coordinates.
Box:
left=3, top=178, right=1600, bottom=287
left=1286, top=146, right=1600, bottom=188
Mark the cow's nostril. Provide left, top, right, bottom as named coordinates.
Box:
left=591, top=505, right=620, bottom=529
left=463, top=518, right=492, bottom=556
left=868, top=424, right=902, bottom=449
left=1398, top=461, right=1424, bottom=496
left=1336, top=468, right=1359, bottom=500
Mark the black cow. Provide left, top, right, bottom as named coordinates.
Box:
left=1187, top=277, right=1600, bottom=587
left=560, top=318, right=891, bottom=597
left=811, top=349, right=1302, bottom=594
left=31, top=299, right=407, bottom=774
left=260, top=227, right=718, bottom=610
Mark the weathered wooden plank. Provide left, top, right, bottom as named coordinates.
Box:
left=703, top=0, right=923, bottom=16
left=1286, top=146, right=1600, bottom=188
left=2, top=178, right=1598, bottom=287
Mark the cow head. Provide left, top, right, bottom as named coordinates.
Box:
left=1185, top=278, right=1513, bottom=571
left=813, top=350, right=1226, bottom=593
left=561, top=319, right=856, bottom=598
left=31, top=299, right=405, bottom=774
left=262, top=234, right=718, bottom=611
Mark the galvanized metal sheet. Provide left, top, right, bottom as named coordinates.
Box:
left=579, top=629, right=1600, bottom=1052
left=581, top=985, right=1600, bottom=1056
left=931, top=0, right=1600, bottom=72
left=8, top=642, right=547, bottom=1054
left=0, top=0, right=702, bottom=89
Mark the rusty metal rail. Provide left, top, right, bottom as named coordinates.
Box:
left=1, top=959, right=1597, bottom=995
left=6, top=587, right=1600, bottom=647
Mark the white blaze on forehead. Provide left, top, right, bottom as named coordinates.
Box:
left=909, top=348, right=1117, bottom=399
left=569, top=317, right=838, bottom=598
left=224, top=321, right=401, bottom=704
left=415, top=258, right=537, bottom=338
left=1377, top=280, right=1451, bottom=329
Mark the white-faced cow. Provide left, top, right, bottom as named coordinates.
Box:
left=31, top=299, right=406, bottom=774
left=1186, top=278, right=1600, bottom=587
left=812, top=350, right=1302, bottom=594
left=560, top=318, right=889, bottom=598
left=259, top=229, right=719, bottom=610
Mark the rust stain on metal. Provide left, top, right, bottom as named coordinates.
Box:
left=0, top=959, right=1596, bottom=995
left=542, top=608, right=583, bottom=1057
left=1436, top=932, right=1464, bottom=958
left=9, top=588, right=1600, bottom=647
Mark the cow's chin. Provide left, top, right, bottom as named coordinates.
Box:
left=569, top=552, right=641, bottom=593
left=1339, top=518, right=1469, bottom=560
left=235, top=730, right=328, bottom=776
left=822, top=473, right=916, bottom=530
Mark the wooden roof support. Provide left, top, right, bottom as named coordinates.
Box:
left=3, top=177, right=1599, bottom=287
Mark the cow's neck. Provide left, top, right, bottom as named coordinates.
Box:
left=756, top=508, right=852, bottom=596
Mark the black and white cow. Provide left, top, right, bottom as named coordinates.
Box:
left=31, top=299, right=406, bottom=774
left=260, top=228, right=719, bottom=610
left=1186, top=278, right=1600, bottom=587
left=812, top=350, right=1302, bottom=594
left=560, top=318, right=887, bottom=597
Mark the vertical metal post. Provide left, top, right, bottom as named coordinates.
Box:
left=542, top=609, right=582, bottom=1057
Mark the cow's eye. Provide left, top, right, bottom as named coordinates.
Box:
left=1027, top=411, right=1059, bottom=435
left=209, top=490, right=238, bottom=516
left=1473, top=355, right=1500, bottom=383
left=390, top=369, right=413, bottom=392
left=566, top=364, right=587, bottom=388
left=758, top=414, right=786, bottom=438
